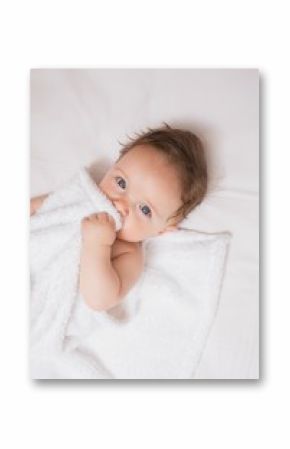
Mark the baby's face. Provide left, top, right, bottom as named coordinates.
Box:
left=99, top=144, right=183, bottom=242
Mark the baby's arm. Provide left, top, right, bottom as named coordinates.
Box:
left=80, top=213, right=143, bottom=312
left=30, top=193, right=49, bottom=216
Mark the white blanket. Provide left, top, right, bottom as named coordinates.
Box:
left=30, top=167, right=231, bottom=379
left=30, top=167, right=123, bottom=378
left=76, top=229, right=231, bottom=379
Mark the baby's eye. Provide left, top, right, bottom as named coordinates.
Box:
left=139, top=204, right=152, bottom=218
left=115, top=176, right=126, bottom=190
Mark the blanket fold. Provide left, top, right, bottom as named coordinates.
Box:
left=30, top=167, right=123, bottom=378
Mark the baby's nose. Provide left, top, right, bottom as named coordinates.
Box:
left=114, top=200, right=129, bottom=219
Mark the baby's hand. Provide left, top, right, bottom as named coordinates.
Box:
left=81, top=212, right=117, bottom=247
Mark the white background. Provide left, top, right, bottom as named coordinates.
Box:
left=0, top=0, right=289, bottom=448
left=31, top=68, right=259, bottom=379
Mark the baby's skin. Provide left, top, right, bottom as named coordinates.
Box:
left=31, top=144, right=183, bottom=311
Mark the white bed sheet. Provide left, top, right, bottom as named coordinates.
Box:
left=30, top=68, right=259, bottom=379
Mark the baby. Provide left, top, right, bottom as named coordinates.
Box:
left=30, top=124, right=208, bottom=312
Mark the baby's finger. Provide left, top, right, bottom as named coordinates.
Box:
left=103, top=212, right=114, bottom=223
left=89, top=214, right=99, bottom=222
left=108, top=214, right=116, bottom=229
left=95, top=212, right=107, bottom=221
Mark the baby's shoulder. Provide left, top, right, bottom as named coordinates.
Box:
left=111, top=239, right=142, bottom=260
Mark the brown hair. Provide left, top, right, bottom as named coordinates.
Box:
left=117, top=123, right=208, bottom=222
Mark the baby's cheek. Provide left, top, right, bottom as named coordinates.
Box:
left=123, top=220, right=138, bottom=237
left=118, top=218, right=144, bottom=241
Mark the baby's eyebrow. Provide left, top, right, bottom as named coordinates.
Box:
left=114, top=166, right=127, bottom=177
left=114, top=166, right=162, bottom=218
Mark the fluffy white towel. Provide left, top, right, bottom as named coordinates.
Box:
left=30, top=167, right=123, bottom=378
left=74, top=228, right=231, bottom=379
left=30, top=166, right=231, bottom=379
